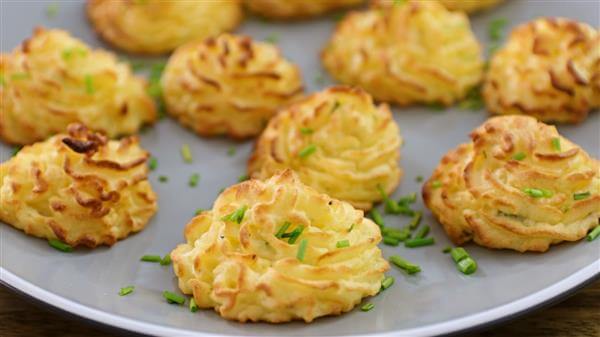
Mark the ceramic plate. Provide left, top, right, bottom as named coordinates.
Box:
left=1, top=1, right=599, bottom=336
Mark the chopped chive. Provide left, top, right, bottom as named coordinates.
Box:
left=0, top=73, right=5, bottom=86
left=238, top=174, right=249, bottom=182
left=61, top=47, right=87, bottom=61
left=11, top=146, right=22, bottom=157
left=264, top=34, right=279, bottom=44
left=296, top=239, right=308, bottom=261
left=148, top=157, right=158, bottom=170
left=381, top=276, right=394, bottom=290
left=300, top=127, right=314, bottom=135
left=181, top=144, right=193, bottom=163
left=431, top=180, right=442, bottom=188
left=48, top=239, right=73, bottom=252
left=398, top=192, right=417, bottom=205
left=194, top=208, right=204, bottom=215
left=405, top=237, right=435, bottom=248
left=221, top=205, right=248, bottom=224
left=415, top=225, right=430, bottom=239
left=331, top=101, right=341, bottom=112
left=459, top=86, right=484, bottom=111
left=46, top=2, right=58, bottom=18
left=189, top=298, right=199, bottom=312
left=84, top=74, right=94, bottom=94
left=140, top=254, right=162, bottom=263
left=587, top=226, right=600, bottom=242
left=119, top=285, right=135, bottom=296
left=377, top=185, right=399, bottom=214
left=450, top=247, right=469, bottom=263
left=160, top=254, right=171, bottom=266
left=409, top=211, right=422, bottom=230
left=523, top=188, right=552, bottom=198
left=332, top=11, right=345, bottom=21
left=188, top=173, right=200, bottom=187
left=158, top=175, right=168, bottom=183
left=10, top=72, right=30, bottom=81
left=442, top=246, right=452, bottom=253
left=163, top=291, right=185, bottom=305
left=361, top=303, right=375, bottom=312
left=383, top=236, right=400, bottom=246
left=573, top=192, right=591, bottom=200
left=512, top=152, right=526, bottom=161
left=298, top=144, right=317, bottom=158
left=389, top=255, right=421, bottom=274
left=551, top=137, right=561, bottom=151
left=457, top=257, right=478, bottom=275
left=393, top=0, right=407, bottom=5
left=382, top=227, right=410, bottom=241
left=227, top=146, right=236, bottom=156
left=415, top=175, right=423, bottom=183
left=427, top=102, right=446, bottom=111
left=488, top=18, right=507, bottom=41
left=369, top=209, right=384, bottom=228
left=287, top=226, right=305, bottom=244
left=336, top=239, right=350, bottom=248
left=348, top=223, right=355, bottom=232
left=275, top=222, right=291, bottom=238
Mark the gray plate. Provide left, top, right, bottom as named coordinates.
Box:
left=1, top=1, right=599, bottom=336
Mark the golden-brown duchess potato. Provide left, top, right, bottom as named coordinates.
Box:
left=0, top=123, right=157, bottom=248
left=322, top=0, right=484, bottom=106
left=422, top=115, right=599, bottom=252
left=372, top=0, right=503, bottom=14
left=483, top=18, right=599, bottom=124
left=87, top=0, right=242, bottom=55
left=162, top=34, right=304, bottom=139
left=245, top=0, right=363, bottom=19
left=248, top=86, right=402, bottom=210
left=0, top=28, right=156, bottom=145
left=171, top=170, right=388, bottom=323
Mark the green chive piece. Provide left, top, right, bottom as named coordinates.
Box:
left=573, top=192, right=591, bottom=201
left=442, top=246, right=452, bottom=253
left=48, top=239, right=73, bottom=252
left=427, top=102, right=446, bottom=111
left=415, top=176, right=423, bottom=183
left=331, top=101, right=341, bottom=112
left=163, top=291, right=185, bottom=305
left=393, top=0, right=407, bottom=6
left=158, top=175, right=168, bottom=183
left=361, top=303, right=375, bottom=312
left=265, top=34, right=279, bottom=44
left=140, top=255, right=162, bottom=263
left=227, top=146, right=236, bottom=156
left=459, top=86, right=484, bottom=110
left=369, top=209, right=384, bottom=228
left=300, top=127, right=314, bottom=135
left=551, top=137, right=561, bottom=151
left=381, top=276, right=394, bottom=290
left=336, top=239, right=350, bottom=248
left=11, top=146, right=22, bottom=157
left=415, top=225, right=430, bottom=239
left=409, top=211, right=422, bottom=230
left=523, top=188, right=553, bottom=198
left=382, top=227, right=410, bottom=241
left=221, top=205, right=248, bottom=224
left=10, top=73, right=30, bottom=81
left=181, top=144, right=193, bottom=163
left=348, top=223, right=355, bottom=232
left=188, top=173, right=200, bottom=187
left=405, top=237, right=435, bottom=248
left=194, top=208, right=204, bottom=216
left=296, top=239, right=308, bottom=261
left=189, top=298, right=199, bottom=312
left=84, top=74, right=94, bottom=94
left=119, top=286, right=134, bottom=296
left=148, top=157, right=158, bottom=170
left=46, top=2, right=58, bottom=18
left=383, top=236, right=400, bottom=246
left=450, top=247, right=469, bottom=263
left=332, top=11, right=345, bottom=21
left=0, top=74, right=5, bottom=86
left=488, top=18, right=507, bottom=41
left=512, top=152, right=526, bottom=161
left=160, top=254, right=171, bottom=266
left=275, top=222, right=291, bottom=238
left=431, top=180, right=442, bottom=188
left=457, top=257, right=478, bottom=275
left=389, top=255, right=421, bottom=274
left=62, top=47, right=87, bottom=61
left=398, top=192, right=417, bottom=205
left=287, top=226, right=305, bottom=244
left=587, top=226, right=600, bottom=242
left=377, top=185, right=399, bottom=214
left=299, top=144, right=317, bottom=158
left=238, top=174, right=249, bottom=182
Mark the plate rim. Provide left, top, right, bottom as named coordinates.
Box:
left=1, top=259, right=599, bottom=337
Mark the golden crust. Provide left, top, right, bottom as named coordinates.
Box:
left=483, top=18, right=600, bottom=124
left=245, top=0, right=363, bottom=19
left=162, top=34, right=304, bottom=139
left=423, top=115, right=600, bottom=252
left=0, top=124, right=157, bottom=248
left=171, top=170, right=388, bottom=323
left=322, top=0, right=484, bottom=106
left=0, top=28, right=156, bottom=145
left=248, top=86, right=402, bottom=210
left=86, top=0, right=242, bottom=55
left=372, top=0, right=503, bottom=14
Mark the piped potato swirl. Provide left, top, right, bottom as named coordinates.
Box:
left=423, top=115, right=599, bottom=252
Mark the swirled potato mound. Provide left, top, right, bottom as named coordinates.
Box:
left=245, top=0, right=363, bottom=19
left=322, top=0, right=484, bottom=106
left=0, top=28, right=156, bottom=145
left=248, top=86, right=402, bottom=210
left=171, top=170, right=388, bottom=322
left=87, top=0, right=242, bottom=55
left=483, top=18, right=599, bottom=124
left=372, top=0, right=503, bottom=14
left=423, top=116, right=599, bottom=252
left=0, top=124, right=157, bottom=248
left=162, top=34, right=304, bottom=139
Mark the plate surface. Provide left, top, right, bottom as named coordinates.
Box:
left=1, top=1, right=599, bottom=336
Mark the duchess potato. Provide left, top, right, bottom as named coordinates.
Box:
left=245, top=0, right=363, bottom=19
left=171, top=170, right=388, bottom=322
left=0, top=28, right=156, bottom=145
left=87, top=0, right=242, bottom=54
left=0, top=124, right=157, bottom=248
left=248, top=86, right=402, bottom=210
left=162, top=34, right=304, bottom=139
left=322, top=0, right=483, bottom=106
left=483, top=18, right=599, bottom=123
left=422, top=115, right=599, bottom=252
